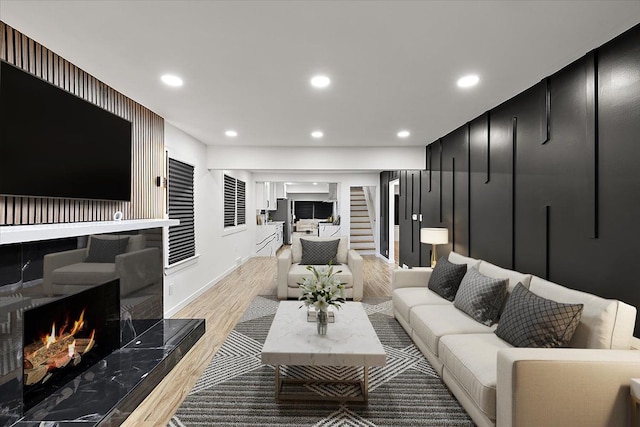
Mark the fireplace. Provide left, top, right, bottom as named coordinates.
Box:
left=0, top=222, right=205, bottom=427
left=22, top=280, right=120, bottom=411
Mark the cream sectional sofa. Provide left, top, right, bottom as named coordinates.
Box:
left=392, top=251, right=640, bottom=427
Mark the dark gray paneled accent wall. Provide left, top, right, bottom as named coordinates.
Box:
left=386, top=23, right=640, bottom=335
left=398, top=170, right=421, bottom=268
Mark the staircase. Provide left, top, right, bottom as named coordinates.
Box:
left=350, top=187, right=376, bottom=255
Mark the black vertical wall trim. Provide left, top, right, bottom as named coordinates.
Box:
left=485, top=111, right=491, bottom=183
left=593, top=50, right=600, bottom=239
left=542, top=78, right=551, bottom=144
left=411, top=171, right=415, bottom=251
left=545, top=205, right=550, bottom=280
left=439, top=139, right=443, bottom=223
left=403, top=171, right=407, bottom=220
left=512, top=116, right=518, bottom=269
left=467, top=123, right=471, bottom=254
left=452, top=157, right=456, bottom=252
left=585, top=50, right=599, bottom=239
left=428, top=145, right=433, bottom=192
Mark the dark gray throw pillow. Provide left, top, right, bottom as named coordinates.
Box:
left=300, top=239, right=340, bottom=265
left=495, top=283, right=584, bottom=348
left=453, top=267, right=507, bottom=326
left=428, top=256, right=467, bottom=301
left=85, top=237, right=129, bottom=263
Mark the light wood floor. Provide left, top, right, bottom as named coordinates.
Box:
left=122, top=251, right=395, bottom=426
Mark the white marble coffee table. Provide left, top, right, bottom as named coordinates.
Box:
left=261, top=301, right=386, bottom=402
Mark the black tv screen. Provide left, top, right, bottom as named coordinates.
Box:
left=0, top=61, right=132, bottom=201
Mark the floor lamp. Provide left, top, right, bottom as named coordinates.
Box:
left=420, top=228, right=449, bottom=268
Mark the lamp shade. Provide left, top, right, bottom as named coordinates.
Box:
left=420, top=228, right=448, bottom=245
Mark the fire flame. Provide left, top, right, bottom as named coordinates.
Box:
left=70, top=309, right=85, bottom=336
left=40, top=309, right=87, bottom=348
left=44, top=323, right=56, bottom=349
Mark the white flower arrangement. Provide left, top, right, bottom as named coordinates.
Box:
left=298, top=264, right=346, bottom=312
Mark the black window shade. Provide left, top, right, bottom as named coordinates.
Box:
left=168, top=158, right=195, bottom=265
left=224, top=174, right=246, bottom=227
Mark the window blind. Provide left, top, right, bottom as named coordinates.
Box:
left=168, top=158, right=195, bottom=265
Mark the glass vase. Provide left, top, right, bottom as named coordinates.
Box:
left=317, top=310, right=328, bottom=336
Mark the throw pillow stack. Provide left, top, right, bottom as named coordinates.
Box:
left=429, top=257, right=507, bottom=326
left=428, top=254, right=584, bottom=347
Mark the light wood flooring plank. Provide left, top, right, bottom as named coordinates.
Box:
left=122, top=252, right=394, bottom=426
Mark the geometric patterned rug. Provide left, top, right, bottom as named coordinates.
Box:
left=168, top=296, right=475, bottom=426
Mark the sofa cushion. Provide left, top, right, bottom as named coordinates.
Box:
left=448, top=251, right=481, bottom=270
left=428, top=257, right=467, bottom=301
left=495, top=283, right=584, bottom=348
left=410, top=305, right=495, bottom=357
left=300, top=238, right=339, bottom=265
left=477, top=260, right=532, bottom=293
left=85, top=236, right=129, bottom=263
left=454, top=267, right=507, bottom=326
left=439, top=333, right=513, bottom=421
left=292, top=235, right=348, bottom=264
left=529, top=276, right=636, bottom=349
left=52, top=262, right=117, bottom=285
left=288, top=263, right=353, bottom=289
left=392, top=287, right=451, bottom=322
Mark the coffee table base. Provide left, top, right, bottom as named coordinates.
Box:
left=274, top=365, right=370, bottom=403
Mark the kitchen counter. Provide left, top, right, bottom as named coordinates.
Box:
left=255, top=222, right=284, bottom=256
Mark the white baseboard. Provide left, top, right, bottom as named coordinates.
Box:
left=164, top=255, right=250, bottom=318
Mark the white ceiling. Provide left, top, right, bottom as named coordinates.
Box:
left=2, top=1, right=640, bottom=149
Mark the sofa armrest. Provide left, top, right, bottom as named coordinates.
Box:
left=391, top=267, right=432, bottom=290
left=43, top=248, right=87, bottom=295
left=347, top=249, right=363, bottom=301
left=277, top=249, right=292, bottom=300
left=115, top=248, right=161, bottom=297
left=497, top=348, right=640, bottom=427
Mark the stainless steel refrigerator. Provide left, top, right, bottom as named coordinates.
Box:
left=270, top=198, right=293, bottom=244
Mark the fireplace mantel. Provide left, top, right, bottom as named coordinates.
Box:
left=0, top=219, right=179, bottom=245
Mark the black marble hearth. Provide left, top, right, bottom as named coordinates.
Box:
left=14, top=318, right=205, bottom=426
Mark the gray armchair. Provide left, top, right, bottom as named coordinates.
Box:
left=43, top=234, right=161, bottom=297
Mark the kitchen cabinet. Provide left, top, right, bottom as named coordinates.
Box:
left=255, top=222, right=284, bottom=256
left=256, top=182, right=277, bottom=210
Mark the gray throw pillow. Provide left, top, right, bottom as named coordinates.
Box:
left=85, top=236, right=129, bottom=263
left=428, top=256, right=467, bottom=301
left=453, top=267, right=507, bottom=326
left=299, top=239, right=340, bottom=265
left=495, top=283, right=584, bottom=348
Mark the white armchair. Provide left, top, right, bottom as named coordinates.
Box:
left=277, top=235, right=363, bottom=301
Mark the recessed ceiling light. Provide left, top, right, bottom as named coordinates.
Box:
left=225, top=130, right=238, bottom=137
left=161, top=74, right=183, bottom=87
left=313, top=182, right=318, bottom=185
left=457, top=74, right=480, bottom=88
left=311, top=131, right=324, bottom=138
left=310, top=75, right=331, bottom=88
left=397, top=130, right=410, bottom=138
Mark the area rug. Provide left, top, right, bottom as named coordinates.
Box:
left=168, top=296, right=474, bottom=427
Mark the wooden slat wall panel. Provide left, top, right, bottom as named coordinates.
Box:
left=0, top=22, right=164, bottom=224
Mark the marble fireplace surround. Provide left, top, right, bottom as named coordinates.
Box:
left=0, top=220, right=205, bottom=427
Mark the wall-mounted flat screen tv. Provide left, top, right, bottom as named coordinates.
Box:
left=0, top=60, right=132, bottom=201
